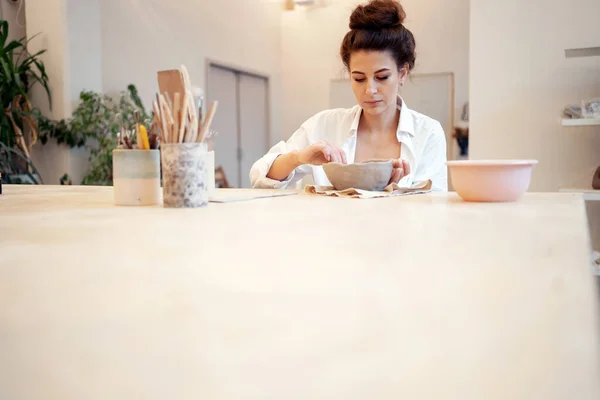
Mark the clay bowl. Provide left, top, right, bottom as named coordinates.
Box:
left=446, top=159, right=538, bottom=202
left=323, top=159, right=394, bottom=191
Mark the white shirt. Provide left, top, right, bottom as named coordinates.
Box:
left=249, top=95, right=448, bottom=191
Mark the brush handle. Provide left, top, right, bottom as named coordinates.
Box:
left=198, top=101, right=218, bottom=142
left=173, top=92, right=181, bottom=143
left=159, top=94, right=174, bottom=143
left=178, top=92, right=189, bottom=143
left=152, top=100, right=166, bottom=143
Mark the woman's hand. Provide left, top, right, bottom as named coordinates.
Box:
left=388, top=159, right=411, bottom=184
left=297, top=140, right=347, bottom=166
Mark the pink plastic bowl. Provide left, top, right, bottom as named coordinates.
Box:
left=446, top=160, right=539, bottom=202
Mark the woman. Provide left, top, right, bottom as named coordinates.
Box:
left=249, top=0, right=447, bottom=191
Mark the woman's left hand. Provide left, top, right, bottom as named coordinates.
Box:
left=388, top=159, right=411, bottom=184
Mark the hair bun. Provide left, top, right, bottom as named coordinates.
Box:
left=349, top=0, right=406, bottom=31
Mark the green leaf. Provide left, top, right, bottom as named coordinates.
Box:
left=0, top=20, right=9, bottom=50
left=19, top=49, right=46, bottom=69
left=0, top=58, right=14, bottom=84
left=0, top=40, right=24, bottom=58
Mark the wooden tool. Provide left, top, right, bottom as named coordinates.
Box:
left=173, top=92, right=181, bottom=144
left=134, top=111, right=142, bottom=149
left=157, top=69, right=185, bottom=106
left=155, top=96, right=168, bottom=143
left=178, top=92, right=188, bottom=143
left=159, top=94, right=174, bottom=142
left=198, top=101, right=218, bottom=142
left=179, top=65, right=196, bottom=116
left=152, top=99, right=166, bottom=143
left=153, top=64, right=218, bottom=144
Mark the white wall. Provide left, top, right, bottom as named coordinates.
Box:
left=25, top=0, right=71, bottom=184
left=1, top=0, right=26, bottom=42
left=26, top=0, right=102, bottom=184
left=25, top=0, right=283, bottom=183
left=470, top=0, right=600, bottom=192
left=280, top=0, right=470, bottom=140
left=99, top=0, right=283, bottom=143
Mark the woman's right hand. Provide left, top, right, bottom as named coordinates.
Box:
left=297, top=140, right=347, bottom=166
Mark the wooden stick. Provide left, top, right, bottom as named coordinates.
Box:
left=156, top=100, right=169, bottom=143
left=178, top=92, right=189, bottom=143
left=159, top=94, right=174, bottom=143
left=134, top=111, right=141, bottom=149
left=191, top=114, right=198, bottom=142
left=186, top=107, right=199, bottom=143
left=198, top=101, right=218, bottom=142
left=185, top=90, right=198, bottom=142
left=180, top=65, right=191, bottom=90
left=179, top=66, right=197, bottom=125
left=163, top=91, right=172, bottom=110
left=152, top=100, right=166, bottom=143
left=186, top=90, right=195, bottom=124
left=173, top=92, right=181, bottom=144
left=163, top=90, right=176, bottom=142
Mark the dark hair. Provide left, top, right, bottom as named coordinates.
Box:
left=340, top=0, right=416, bottom=72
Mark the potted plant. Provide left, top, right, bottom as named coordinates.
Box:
left=37, top=84, right=151, bottom=185
left=0, top=19, right=51, bottom=184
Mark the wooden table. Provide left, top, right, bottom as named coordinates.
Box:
left=1, top=185, right=599, bottom=400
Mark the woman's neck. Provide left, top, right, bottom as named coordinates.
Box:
left=360, top=103, right=400, bottom=136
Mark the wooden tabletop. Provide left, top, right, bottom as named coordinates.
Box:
left=1, top=185, right=599, bottom=400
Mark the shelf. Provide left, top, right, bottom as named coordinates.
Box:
left=564, top=46, right=600, bottom=59
left=559, top=188, right=600, bottom=201
left=561, top=118, right=600, bottom=127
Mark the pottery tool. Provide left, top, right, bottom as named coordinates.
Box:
left=118, top=113, right=131, bottom=148
left=179, top=65, right=195, bottom=115
left=157, top=69, right=185, bottom=106
left=134, top=111, right=142, bottom=149
left=199, top=100, right=203, bottom=125
left=149, top=133, right=158, bottom=149
left=198, top=101, right=218, bottom=142
left=193, top=87, right=205, bottom=125
left=155, top=95, right=169, bottom=143
left=187, top=97, right=198, bottom=142
left=179, top=65, right=199, bottom=142
left=178, top=92, right=189, bottom=143
left=139, top=124, right=150, bottom=150
left=173, top=92, right=181, bottom=143
left=159, top=94, right=175, bottom=142
left=124, top=135, right=133, bottom=149
left=153, top=64, right=218, bottom=144
left=163, top=91, right=173, bottom=111
left=152, top=99, right=166, bottom=143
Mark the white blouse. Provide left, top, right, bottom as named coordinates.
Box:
left=249, top=95, right=448, bottom=191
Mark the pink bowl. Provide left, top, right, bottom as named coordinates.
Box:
left=446, top=160, right=538, bottom=202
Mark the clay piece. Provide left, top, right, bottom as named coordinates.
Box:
left=322, top=159, right=394, bottom=191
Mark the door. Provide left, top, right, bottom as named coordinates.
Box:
left=208, top=64, right=269, bottom=188
left=238, top=74, right=269, bottom=188
left=208, top=65, right=240, bottom=188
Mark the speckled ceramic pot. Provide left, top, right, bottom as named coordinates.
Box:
left=160, top=143, right=209, bottom=208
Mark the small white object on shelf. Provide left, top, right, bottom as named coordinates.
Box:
left=559, top=188, right=600, bottom=201
left=561, top=118, right=600, bottom=127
